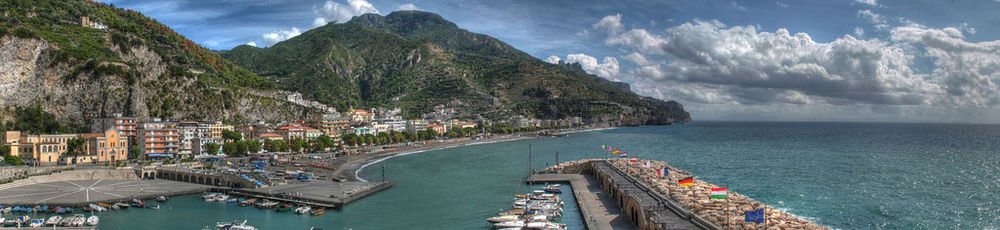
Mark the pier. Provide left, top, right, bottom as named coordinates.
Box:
left=529, top=160, right=716, bottom=230
left=214, top=181, right=393, bottom=209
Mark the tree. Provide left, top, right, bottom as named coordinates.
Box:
left=129, top=145, right=142, bottom=160
left=203, top=142, right=220, bottom=155
left=66, top=137, right=85, bottom=156
left=289, top=138, right=306, bottom=153
left=222, top=142, right=240, bottom=156
left=9, top=106, right=77, bottom=134
left=221, top=130, right=242, bottom=141
left=245, top=139, right=262, bottom=153
left=3, top=155, right=24, bottom=166
left=316, top=135, right=335, bottom=150
left=264, top=139, right=288, bottom=152
left=0, top=145, right=9, bottom=155
left=236, top=141, right=249, bottom=155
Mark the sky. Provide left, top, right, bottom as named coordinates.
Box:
left=97, top=0, right=1000, bottom=124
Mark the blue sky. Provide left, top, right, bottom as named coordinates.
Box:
left=99, top=0, right=1000, bottom=123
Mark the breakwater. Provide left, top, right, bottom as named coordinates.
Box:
left=545, top=159, right=825, bottom=230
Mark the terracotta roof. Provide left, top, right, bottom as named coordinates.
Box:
left=259, top=133, right=281, bottom=137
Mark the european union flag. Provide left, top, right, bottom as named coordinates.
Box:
left=745, top=208, right=764, bottom=223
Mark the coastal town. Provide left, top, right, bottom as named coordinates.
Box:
left=1, top=90, right=592, bottom=167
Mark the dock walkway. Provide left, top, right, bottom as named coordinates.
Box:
left=529, top=173, right=637, bottom=230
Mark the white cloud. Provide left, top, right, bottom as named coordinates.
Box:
left=958, top=22, right=977, bottom=35
left=245, top=41, right=257, bottom=47
left=261, top=27, right=302, bottom=46
left=858, top=10, right=889, bottom=30
left=854, top=0, right=878, bottom=6
left=730, top=1, right=747, bottom=11
left=558, top=53, right=620, bottom=80
left=854, top=27, right=865, bottom=37
left=544, top=55, right=561, bottom=64
left=397, top=3, right=420, bottom=11
left=313, top=17, right=328, bottom=27
left=590, top=14, right=1000, bottom=114
left=314, top=0, right=380, bottom=25
left=776, top=1, right=790, bottom=8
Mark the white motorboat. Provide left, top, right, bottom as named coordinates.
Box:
left=157, top=196, right=168, bottom=202
left=88, top=204, right=106, bottom=212
left=216, top=219, right=257, bottom=230
left=1, top=207, right=10, bottom=213
left=70, top=214, right=85, bottom=226
left=215, top=194, right=230, bottom=202
left=86, top=215, right=99, bottom=226
left=294, top=205, right=311, bottom=214
left=494, top=221, right=526, bottom=228
left=45, top=215, right=62, bottom=225
left=486, top=215, right=522, bottom=223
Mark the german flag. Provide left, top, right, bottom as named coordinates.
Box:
left=678, top=177, right=694, bottom=186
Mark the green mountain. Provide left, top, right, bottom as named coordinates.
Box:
left=0, top=0, right=306, bottom=126
left=222, top=11, right=691, bottom=124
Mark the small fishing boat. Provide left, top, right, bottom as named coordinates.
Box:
left=29, top=218, right=44, bottom=227
left=1, top=206, right=10, bottom=213
left=157, top=196, right=168, bottom=202
left=132, top=198, right=146, bottom=207
left=215, top=194, right=230, bottom=202
left=226, top=198, right=239, bottom=204
left=88, top=204, right=106, bottom=212
left=45, top=215, right=62, bottom=225
left=149, top=204, right=161, bottom=210
left=239, top=198, right=257, bottom=206
left=255, top=200, right=278, bottom=209
left=70, top=214, right=85, bottom=226
left=114, top=202, right=130, bottom=209
left=58, top=215, right=72, bottom=226
left=86, top=215, right=99, bottom=226
left=294, top=205, right=311, bottom=214
left=275, top=204, right=293, bottom=212
left=543, top=184, right=562, bottom=194
left=309, top=207, right=326, bottom=216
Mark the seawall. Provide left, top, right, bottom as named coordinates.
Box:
left=543, top=159, right=826, bottom=230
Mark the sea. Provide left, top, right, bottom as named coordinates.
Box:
left=19, top=121, right=1000, bottom=229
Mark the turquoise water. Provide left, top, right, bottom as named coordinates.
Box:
left=12, top=122, right=1000, bottom=229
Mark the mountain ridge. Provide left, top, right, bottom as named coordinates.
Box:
left=221, top=11, right=691, bottom=124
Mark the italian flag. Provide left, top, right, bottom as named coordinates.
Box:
left=678, top=178, right=694, bottom=186
left=711, top=187, right=728, bottom=199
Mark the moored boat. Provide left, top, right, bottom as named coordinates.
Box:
left=86, top=215, right=99, bottom=226
left=294, top=205, right=311, bottom=214
left=486, top=215, right=522, bottom=223
left=29, top=218, right=44, bottom=227
left=45, top=215, right=62, bottom=226
left=70, top=214, right=86, bottom=226
left=493, top=221, right=525, bottom=228
left=309, top=207, right=326, bottom=216
left=157, top=196, right=168, bottom=202
left=240, top=198, right=258, bottom=206
left=275, top=204, right=293, bottom=212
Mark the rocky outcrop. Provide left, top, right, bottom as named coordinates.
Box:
left=0, top=35, right=305, bottom=126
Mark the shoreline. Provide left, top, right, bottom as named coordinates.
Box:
left=344, top=126, right=616, bottom=182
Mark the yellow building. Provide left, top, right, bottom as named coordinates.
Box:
left=80, top=128, right=128, bottom=163
left=2, top=132, right=76, bottom=165
left=207, top=122, right=234, bottom=140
